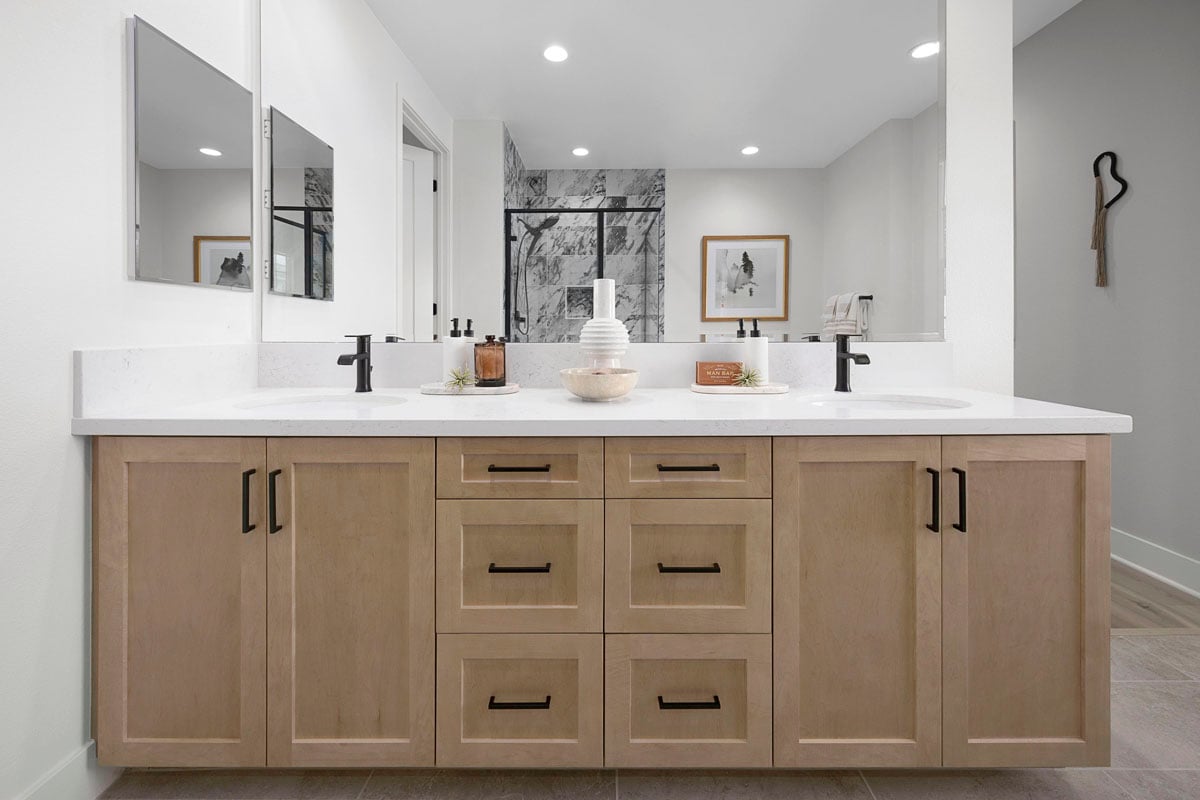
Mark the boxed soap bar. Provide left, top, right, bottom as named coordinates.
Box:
left=696, top=361, right=744, bottom=386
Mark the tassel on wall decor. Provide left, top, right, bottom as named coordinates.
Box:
left=1090, top=151, right=1128, bottom=287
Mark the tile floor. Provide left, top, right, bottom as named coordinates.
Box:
left=102, top=572, right=1200, bottom=800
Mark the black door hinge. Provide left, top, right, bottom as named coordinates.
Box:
left=432, top=179, right=438, bottom=192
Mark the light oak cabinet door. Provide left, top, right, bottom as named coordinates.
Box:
left=605, top=634, right=773, bottom=768
left=942, top=435, right=1110, bottom=767
left=436, top=499, right=604, bottom=633
left=605, top=437, right=772, bottom=499
left=436, top=634, right=604, bottom=767
left=266, top=438, right=435, bottom=767
left=605, top=499, right=771, bottom=633
left=93, top=437, right=267, bottom=767
left=773, top=436, right=942, bottom=768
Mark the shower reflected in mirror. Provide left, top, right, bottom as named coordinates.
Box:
left=269, top=108, right=334, bottom=300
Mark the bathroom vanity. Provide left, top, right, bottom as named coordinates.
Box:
left=81, top=386, right=1127, bottom=770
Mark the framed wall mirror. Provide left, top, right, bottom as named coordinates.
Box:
left=129, top=17, right=254, bottom=291
left=260, top=0, right=943, bottom=343
left=269, top=108, right=334, bottom=300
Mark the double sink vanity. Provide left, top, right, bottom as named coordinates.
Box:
left=77, top=344, right=1131, bottom=771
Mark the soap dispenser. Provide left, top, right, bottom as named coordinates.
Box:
left=745, top=318, right=769, bottom=384
left=442, top=317, right=471, bottom=382
left=474, top=335, right=506, bottom=387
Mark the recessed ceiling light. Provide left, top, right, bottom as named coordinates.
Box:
left=572, top=147, right=589, bottom=157
left=198, top=147, right=222, bottom=157
left=543, top=45, right=569, bottom=62
left=741, top=145, right=760, bottom=156
left=909, top=41, right=940, bottom=59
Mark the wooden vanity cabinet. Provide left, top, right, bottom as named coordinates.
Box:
left=95, top=432, right=1112, bottom=770
left=93, top=437, right=436, bottom=768
left=941, top=435, right=1110, bottom=767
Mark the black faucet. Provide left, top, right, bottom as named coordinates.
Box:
left=835, top=334, right=870, bottom=393
left=337, top=334, right=373, bottom=393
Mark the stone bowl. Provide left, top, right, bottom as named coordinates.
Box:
left=559, top=367, right=639, bottom=402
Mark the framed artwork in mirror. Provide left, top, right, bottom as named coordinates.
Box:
left=193, top=236, right=252, bottom=288
left=701, top=235, right=789, bottom=321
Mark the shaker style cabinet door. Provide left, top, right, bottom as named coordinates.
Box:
left=773, top=436, right=942, bottom=767
left=266, top=438, right=436, bottom=767
left=93, top=437, right=267, bottom=767
left=941, top=435, right=1110, bottom=767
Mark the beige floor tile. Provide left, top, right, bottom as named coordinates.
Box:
left=1112, top=682, right=1200, bottom=768
left=1111, top=637, right=1194, bottom=681
left=862, top=769, right=1131, bottom=799
left=1107, top=770, right=1200, bottom=800
left=361, top=770, right=614, bottom=800
left=1124, top=635, right=1200, bottom=679
left=100, top=769, right=371, bottom=799
left=616, top=770, right=871, bottom=799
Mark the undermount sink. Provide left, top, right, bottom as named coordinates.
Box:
left=801, top=393, right=971, bottom=411
left=234, top=393, right=407, bottom=413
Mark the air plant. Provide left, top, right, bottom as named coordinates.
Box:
left=733, top=368, right=762, bottom=387
left=445, top=367, right=475, bottom=391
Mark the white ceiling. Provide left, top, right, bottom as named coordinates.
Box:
left=136, top=20, right=253, bottom=170
left=366, top=0, right=1080, bottom=170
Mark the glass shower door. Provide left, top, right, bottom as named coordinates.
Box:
left=507, top=210, right=599, bottom=342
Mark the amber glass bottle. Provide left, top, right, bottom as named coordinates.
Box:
left=474, top=335, right=506, bottom=387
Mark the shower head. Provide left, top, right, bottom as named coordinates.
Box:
left=519, top=216, right=560, bottom=235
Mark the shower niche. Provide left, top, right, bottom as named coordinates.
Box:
left=505, top=206, right=663, bottom=343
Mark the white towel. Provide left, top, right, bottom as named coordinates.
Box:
left=821, top=292, right=868, bottom=338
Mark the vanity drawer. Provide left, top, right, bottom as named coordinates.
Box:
left=437, top=438, right=603, bottom=499
left=436, top=500, right=603, bottom=633
left=605, top=499, right=771, bottom=633
left=605, top=438, right=772, bottom=498
left=436, top=634, right=603, bottom=768
left=605, top=634, right=773, bottom=768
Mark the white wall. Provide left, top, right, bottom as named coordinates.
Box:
left=139, top=167, right=253, bottom=284
left=0, top=2, right=258, bottom=799
left=1014, top=0, right=1200, bottom=585
left=943, top=0, right=1015, bottom=391
left=822, top=105, right=942, bottom=337
left=260, top=0, right=453, bottom=341
left=451, top=120, right=506, bottom=338
left=664, top=169, right=825, bottom=342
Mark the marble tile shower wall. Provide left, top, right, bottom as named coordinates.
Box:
left=503, top=127, right=665, bottom=343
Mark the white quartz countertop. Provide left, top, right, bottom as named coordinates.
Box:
left=71, top=386, right=1133, bottom=437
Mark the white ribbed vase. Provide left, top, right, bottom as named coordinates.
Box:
left=579, top=278, right=629, bottom=369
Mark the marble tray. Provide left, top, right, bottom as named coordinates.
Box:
left=419, top=382, right=520, bottom=396
left=691, top=382, right=790, bottom=395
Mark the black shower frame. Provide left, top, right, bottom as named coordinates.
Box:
left=503, top=206, right=662, bottom=340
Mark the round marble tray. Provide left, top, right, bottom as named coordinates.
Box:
left=419, top=382, right=520, bottom=396
left=690, top=382, right=789, bottom=395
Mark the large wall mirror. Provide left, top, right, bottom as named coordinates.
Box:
left=261, top=0, right=943, bottom=342
left=129, top=17, right=254, bottom=291
left=269, top=108, right=334, bottom=300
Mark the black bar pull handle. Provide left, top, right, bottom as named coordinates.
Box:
left=926, top=468, right=940, bottom=533
left=488, top=695, right=551, bottom=710
left=488, top=562, right=552, bottom=574
left=488, top=464, right=552, bottom=473
left=241, top=469, right=257, bottom=533
left=657, top=562, right=721, bottom=574
left=656, top=463, right=721, bottom=472
left=952, top=467, right=967, bottom=532
left=658, top=695, right=721, bottom=710
left=268, top=469, right=283, bottom=534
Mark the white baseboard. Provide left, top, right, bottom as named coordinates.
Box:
left=15, top=740, right=121, bottom=800
left=1112, top=527, right=1200, bottom=599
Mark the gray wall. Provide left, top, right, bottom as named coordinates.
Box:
left=1014, top=0, right=1200, bottom=570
